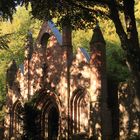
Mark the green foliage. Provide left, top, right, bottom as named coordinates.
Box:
left=0, top=75, right=6, bottom=108
left=106, top=42, right=130, bottom=82
left=100, top=18, right=130, bottom=81
left=0, top=6, right=41, bottom=121
left=135, top=1, right=140, bottom=40
left=72, top=29, right=92, bottom=53
left=0, top=33, right=11, bottom=49
left=23, top=0, right=108, bottom=29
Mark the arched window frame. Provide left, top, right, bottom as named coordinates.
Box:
left=11, top=100, right=23, bottom=138
left=35, top=92, right=61, bottom=139
left=40, top=32, right=50, bottom=49
left=71, top=88, right=90, bottom=134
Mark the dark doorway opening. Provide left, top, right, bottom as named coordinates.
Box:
left=48, top=107, right=59, bottom=140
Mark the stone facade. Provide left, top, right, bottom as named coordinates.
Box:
left=4, top=21, right=139, bottom=140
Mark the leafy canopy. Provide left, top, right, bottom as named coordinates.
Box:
left=22, top=0, right=127, bottom=28
left=23, top=0, right=109, bottom=29
left=0, top=5, right=41, bottom=121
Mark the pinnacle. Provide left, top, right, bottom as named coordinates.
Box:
left=90, top=25, right=106, bottom=45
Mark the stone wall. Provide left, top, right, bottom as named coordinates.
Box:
left=119, top=81, right=140, bottom=140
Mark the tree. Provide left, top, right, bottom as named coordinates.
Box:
left=23, top=0, right=140, bottom=102
left=0, top=5, right=41, bottom=124
left=0, top=0, right=23, bottom=49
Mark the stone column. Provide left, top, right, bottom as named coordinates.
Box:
left=90, top=25, right=112, bottom=140
left=24, top=32, right=33, bottom=100
left=62, top=21, right=73, bottom=140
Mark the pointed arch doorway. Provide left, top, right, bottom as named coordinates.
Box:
left=47, top=106, right=59, bottom=140
left=39, top=94, right=60, bottom=140
left=43, top=104, right=59, bottom=140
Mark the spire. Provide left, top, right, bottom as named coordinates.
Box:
left=90, top=25, right=106, bottom=45
left=25, top=31, right=33, bottom=60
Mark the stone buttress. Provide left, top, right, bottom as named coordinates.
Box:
left=89, top=25, right=112, bottom=140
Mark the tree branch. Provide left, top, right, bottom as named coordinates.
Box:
left=66, top=0, right=110, bottom=18
left=123, top=0, right=140, bottom=48
left=108, top=0, right=127, bottom=50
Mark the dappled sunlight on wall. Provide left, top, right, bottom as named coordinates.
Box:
left=119, top=81, right=140, bottom=139
left=70, top=88, right=90, bottom=134
left=5, top=21, right=133, bottom=140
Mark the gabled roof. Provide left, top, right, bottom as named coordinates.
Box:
left=80, top=48, right=90, bottom=62
left=48, top=21, right=62, bottom=45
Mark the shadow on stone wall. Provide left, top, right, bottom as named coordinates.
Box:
left=119, top=81, right=140, bottom=140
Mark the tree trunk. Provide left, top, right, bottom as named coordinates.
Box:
left=109, top=0, right=140, bottom=103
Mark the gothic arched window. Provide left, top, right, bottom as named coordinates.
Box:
left=40, top=33, right=50, bottom=48
left=71, top=88, right=90, bottom=134
left=12, top=101, right=23, bottom=138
